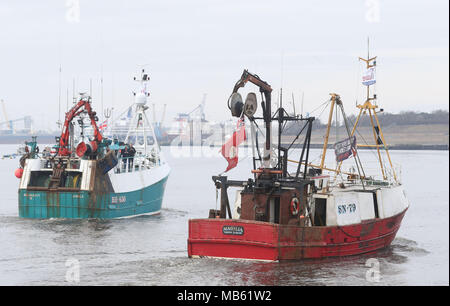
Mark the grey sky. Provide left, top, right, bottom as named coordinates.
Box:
left=0, top=0, right=448, bottom=131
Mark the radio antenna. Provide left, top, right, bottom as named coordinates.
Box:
left=58, top=64, right=62, bottom=128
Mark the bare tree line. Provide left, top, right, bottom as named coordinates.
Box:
left=285, top=110, right=449, bottom=135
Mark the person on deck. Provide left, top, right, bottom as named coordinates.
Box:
left=128, top=144, right=136, bottom=171
left=121, top=146, right=129, bottom=172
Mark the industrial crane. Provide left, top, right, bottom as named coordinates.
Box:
left=187, top=94, right=207, bottom=121
left=229, top=69, right=273, bottom=153
left=1, top=99, right=11, bottom=130
left=0, top=117, right=32, bottom=130
left=0, top=100, right=33, bottom=133
left=58, top=94, right=103, bottom=157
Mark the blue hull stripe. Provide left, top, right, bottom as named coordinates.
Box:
left=19, top=175, right=169, bottom=219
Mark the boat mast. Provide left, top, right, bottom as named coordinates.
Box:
left=57, top=64, right=62, bottom=129
left=278, top=88, right=282, bottom=170
left=318, top=93, right=366, bottom=187
left=126, top=69, right=159, bottom=155
left=335, top=42, right=398, bottom=182
left=319, top=93, right=338, bottom=169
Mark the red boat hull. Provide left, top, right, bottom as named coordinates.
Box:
left=188, top=209, right=407, bottom=261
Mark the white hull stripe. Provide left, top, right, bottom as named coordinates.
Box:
left=108, top=163, right=171, bottom=193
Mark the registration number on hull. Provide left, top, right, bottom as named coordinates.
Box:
left=337, top=203, right=357, bottom=215
left=111, top=196, right=126, bottom=204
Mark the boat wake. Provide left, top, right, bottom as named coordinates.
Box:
left=390, top=237, right=429, bottom=257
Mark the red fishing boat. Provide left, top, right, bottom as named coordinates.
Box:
left=188, top=52, right=409, bottom=261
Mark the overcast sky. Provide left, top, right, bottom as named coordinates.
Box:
left=0, top=0, right=448, bottom=131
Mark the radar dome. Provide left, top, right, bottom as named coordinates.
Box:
left=135, top=92, right=147, bottom=105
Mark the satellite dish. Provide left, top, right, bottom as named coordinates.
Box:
left=229, top=92, right=243, bottom=117
left=244, top=92, right=258, bottom=117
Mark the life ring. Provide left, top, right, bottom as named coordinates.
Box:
left=290, top=197, right=300, bottom=216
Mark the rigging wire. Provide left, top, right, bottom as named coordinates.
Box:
left=345, top=115, right=382, bottom=166
left=309, top=98, right=333, bottom=115
left=338, top=103, right=367, bottom=187
left=281, top=98, right=331, bottom=135
left=282, top=99, right=331, bottom=172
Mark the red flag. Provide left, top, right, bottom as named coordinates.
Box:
left=221, top=119, right=246, bottom=172
left=99, top=120, right=107, bottom=131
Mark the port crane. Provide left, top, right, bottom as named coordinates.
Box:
left=187, top=94, right=207, bottom=121
left=1, top=99, right=10, bottom=129
left=0, top=99, right=33, bottom=133
left=0, top=117, right=33, bottom=131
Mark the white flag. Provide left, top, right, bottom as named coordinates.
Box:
left=362, top=67, right=376, bottom=86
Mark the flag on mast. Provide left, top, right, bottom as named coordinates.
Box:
left=99, top=120, right=108, bottom=131
left=334, top=136, right=357, bottom=162
left=221, top=118, right=246, bottom=172
left=362, top=67, right=376, bottom=86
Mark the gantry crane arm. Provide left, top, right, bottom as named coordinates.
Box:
left=231, top=69, right=273, bottom=151
left=231, top=69, right=273, bottom=121
left=58, top=96, right=103, bottom=156
left=1, top=99, right=11, bottom=129
left=232, top=69, right=272, bottom=95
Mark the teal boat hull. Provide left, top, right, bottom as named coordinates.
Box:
left=18, top=175, right=169, bottom=219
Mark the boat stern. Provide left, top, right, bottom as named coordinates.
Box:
left=188, top=218, right=280, bottom=261
left=18, top=189, right=101, bottom=218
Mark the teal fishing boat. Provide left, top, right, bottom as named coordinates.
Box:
left=16, top=70, right=170, bottom=219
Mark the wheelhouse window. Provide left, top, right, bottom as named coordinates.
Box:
left=28, top=171, right=82, bottom=189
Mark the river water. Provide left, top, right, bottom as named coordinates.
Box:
left=0, top=145, right=448, bottom=285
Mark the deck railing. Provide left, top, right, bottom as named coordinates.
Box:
left=114, top=155, right=160, bottom=174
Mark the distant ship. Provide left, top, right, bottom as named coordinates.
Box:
left=166, top=94, right=213, bottom=146
left=16, top=70, right=170, bottom=219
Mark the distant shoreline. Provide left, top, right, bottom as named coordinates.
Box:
left=286, top=143, right=449, bottom=151
left=0, top=135, right=447, bottom=151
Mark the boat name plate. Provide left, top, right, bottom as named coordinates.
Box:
left=222, top=225, right=244, bottom=236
